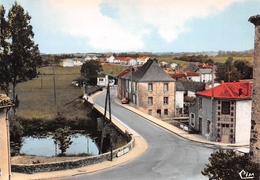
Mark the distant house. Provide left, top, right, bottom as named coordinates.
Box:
left=198, top=68, right=212, bottom=83
left=169, top=73, right=186, bottom=81
left=114, top=57, right=131, bottom=65
left=170, top=62, right=179, bottom=70
left=106, top=55, right=115, bottom=63
left=117, top=59, right=176, bottom=119
left=175, top=82, right=185, bottom=116
left=181, top=81, right=205, bottom=98
left=186, top=72, right=200, bottom=82
left=137, top=56, right=149, bottom=65
left=117, top=68, right=132, bottom=100
left=189, top=82, right=252, bottom=144
left=160, top=61, right=168, bottom=68
left=59, top=59, right=83, bottom=67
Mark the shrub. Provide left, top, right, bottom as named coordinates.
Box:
left=201, top=149, right=259, bottom=180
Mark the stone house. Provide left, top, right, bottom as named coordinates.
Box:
left=189, top=82, right=252, bottom=144
left=117, top=59, right=176, bottom=119
left=0, top=94, right=14, bottom=180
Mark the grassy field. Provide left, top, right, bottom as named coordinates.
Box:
left=158, top=56, right=253, bottom=65
left=15, top=56, right=252, bottom=120
left=102, top=63, right=129, bottom=75
left=16, top=66, right=84, bottom=120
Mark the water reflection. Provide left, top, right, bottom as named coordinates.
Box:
left=20, top=134, right=99, bottom=157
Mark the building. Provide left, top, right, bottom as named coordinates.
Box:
left=0, top=94, right=14, bottom=180
left=189, top=82, right=252, bottom=144
left=118, top=59, right=176, bottom=119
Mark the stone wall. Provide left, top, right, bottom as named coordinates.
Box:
left=11, top=137, right=134, bottom=174
left=11, top=102, right=134, bottom=174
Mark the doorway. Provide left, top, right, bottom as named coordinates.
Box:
left=221, top=124, right=230, bottom=143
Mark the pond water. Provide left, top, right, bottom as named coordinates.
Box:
left=20, top=134, right=99, bottom=157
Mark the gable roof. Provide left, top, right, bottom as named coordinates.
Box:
left=131, top=59, right=175, bottom=82
left=181, top=81, right=206, bottom=92
left=117, top=69, right=131, bottom=78
left=169, top=73, right=186, bottom=78
left=198, top=68, right=212, bottom=74
left=115, top=57, right=131, bottom=61
left=176, top=81, right=185, bottom=91
left=186, top=72, right=200, bottom=77
left=196, top=82, right=252, bottom=99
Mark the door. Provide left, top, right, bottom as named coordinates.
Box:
left=199, top=117, right=202, bottom=134
left=221, top=124, right=230, bottom=143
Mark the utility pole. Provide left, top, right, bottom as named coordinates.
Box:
left=99, top=83, right=113, bottom=161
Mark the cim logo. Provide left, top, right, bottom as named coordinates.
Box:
left=239, top=170, right=254, bottom=179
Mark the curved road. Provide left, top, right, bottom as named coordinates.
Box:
left=66, top=88, right=214, bottom=180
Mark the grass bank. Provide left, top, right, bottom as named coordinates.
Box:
left=16, top=66, right=83, bottom=119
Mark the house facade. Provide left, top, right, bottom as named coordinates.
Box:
left=118, top=59, right=176, bottom=119
left=0, top=94, right=14, bottom=180
left=189, top=82, right=252, bottom=144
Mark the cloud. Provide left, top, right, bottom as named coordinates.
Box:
left=16, top=0, right=243, bottom=51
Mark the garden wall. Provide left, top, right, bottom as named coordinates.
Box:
left=11, top=102, right=135, bottom=174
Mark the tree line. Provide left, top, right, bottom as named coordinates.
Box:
left=0, top=2, right=42, bottom=109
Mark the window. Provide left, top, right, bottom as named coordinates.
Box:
left=148, top=109, right=152, bottom=115
left=199, top=97, right=202, bottom=110
left=190, top=113, right=195, bottom=126
left=164, top=109, right=168, bottom=115
left=221, top=101, right=230, bottom=114
left=164, top=83, right=168, bottom=92
left=207, top=120, right=211, bottom=133
left=135, top=82, right=137, bottom=91
left=148, top=83, right=153, bottom=91
left=148, top=97, right=153, bottom=106
left=163, top=97, right=168, bottom=105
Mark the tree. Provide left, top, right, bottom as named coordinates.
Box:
left=52, top=127, right=72, bottom=156
left=80, top=60, right=103, bottom=86
left=202, top=149, right=260, bottom=180
left=0, top=2, right=42, bottom=108
left=215, top=58, right=241, bottom=82
left=0, top=5, right=11, bottom=93
left=234, top=60, right=253, bottom=79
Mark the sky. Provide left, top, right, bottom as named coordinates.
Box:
left=1, top=0, right=260, bottom=54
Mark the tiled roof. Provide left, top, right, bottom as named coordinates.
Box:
left=176, top=81, right=185, bottom=91
left=115, top=57, right=131, bottom=61
left=196, top=82, right=252, bottom=99
left=199, top=68, right=212, bottom=74
left=186, top=72, right=200, bottom=77
left=117, top=69, right=131, bottom=78
left=169, top=73, right=186, bottom=78
left=131, top=59, right=175, bottom=82
left=180, top=81, right=206, bottom=92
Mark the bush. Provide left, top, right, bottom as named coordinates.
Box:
left=201, top=149, right=259, bottom=180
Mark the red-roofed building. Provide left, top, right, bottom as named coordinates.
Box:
left=137, top=56, right=149, bottom=65
left=186, top=72, right=200, bottom=82
left=189, top=82, right=252, bottom=144
left=169, top=73, right=186, bottom=81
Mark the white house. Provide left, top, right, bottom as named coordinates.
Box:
left=175, top=82, right=185, bottom=116
left=60, top=59, right=74, bottom=67
left=198, top=68, right=212, bottom=83
left=137, top=56, right=149, bottom=65
left=186, top=72, right=200, bottom=82
left=170, top=62, right=179, bottom=70
left=189, top=81, right=252, bottom=144
left=106, top=55, right=115, bottom=63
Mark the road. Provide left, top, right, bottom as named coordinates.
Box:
left=65, top=87, right=214, bottom=180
